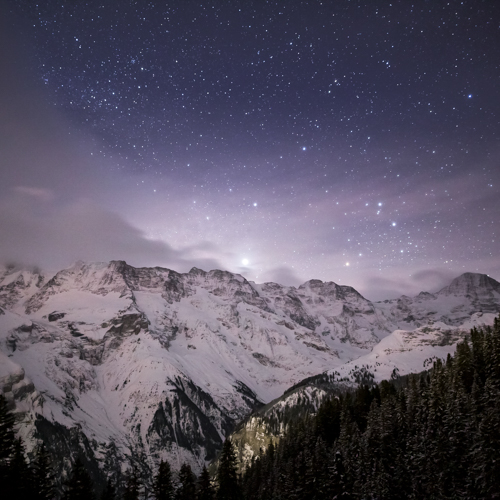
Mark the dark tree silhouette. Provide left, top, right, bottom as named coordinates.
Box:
left=123, top=466, right=141, bottom=500
left=100, top=477, right=117, bottom=500
left=217, top=439, right=241, bottom=500
left=62, top=457, right=96, bottom=500
left=153, top=459, right=175, bottom=500
left=176, top=462, right=196, bottom=500
left=31, top=443, right=55, bottom=500
left=197, top=465, right=215, bottom=500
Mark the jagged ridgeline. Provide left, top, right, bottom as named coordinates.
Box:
left=239, top=317, right=500, bottom=499
left=1, top=261, right=500, bottom=496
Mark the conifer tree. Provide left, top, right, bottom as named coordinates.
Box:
left=176, top=463, right=196, bottom=500
left=62, top=457, right=96, bottom=500
left=470, top=377, right=500, bottom=497
left=0, top=395, right=21, bottom=500
left=0, top=395, right=16, bottom=463
left=260, top=441, right=275, bottom=499
left=100, top=477, right=116, bottom=500
left=238, top=315, right=500, bottom=499
left=0, top=394, right=16, bottom=496
left=197, top=465, right=214, bottom=500
left=153, top=459, right=175, bottom=500
left=7, top=438, right=33, bottom=500
left=123, top=466, right=141, bottom=500
left=329, top=450, right=350, bottom=500
left=31, top=443, right=55, bottom=500
left=216, top=439, right=241, bottom=500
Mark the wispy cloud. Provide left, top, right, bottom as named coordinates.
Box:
left=0, top=193, right=225, bottom=272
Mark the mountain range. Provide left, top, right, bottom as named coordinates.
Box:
left=0, top=261, right=499, bottom=485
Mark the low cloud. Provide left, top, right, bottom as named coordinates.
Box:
left=0, top=193, right=225, bottom=273
left=14, top=186, right=54, bottom=202
left=360, top=268, right=461, bottom=301
left=410, top=268, right=458, bottom=292
left=260, top=265, right=303, bottom=286
left=361, top=275, right=412, bottom=301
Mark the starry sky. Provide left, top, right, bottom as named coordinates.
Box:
left=1, top=0, right=499, bottom=300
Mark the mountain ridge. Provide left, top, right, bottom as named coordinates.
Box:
left=0, top=261, right=499, bottom=488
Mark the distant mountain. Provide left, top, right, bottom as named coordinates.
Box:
left=0, top=261, right=498, bottom=487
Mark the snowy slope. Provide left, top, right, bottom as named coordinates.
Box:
left=0, top=261, right=499, bottom=484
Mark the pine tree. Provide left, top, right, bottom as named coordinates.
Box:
left=7, top=438, right=33, bottom=500
left=237, top=316, right=500, bottom=500
left=176, top=463, right=196, bottom=500
left=31, top=443, right=55, bottom=500
left=470, top=378, right=500, bottom=497
left=153, top=459, right=175, bottom=500
left=315, top=396, right=341, bottom=446
left=259, top=441, right=275, bottom=499
left=454, top=338, right=474, bottom=392
left=62, top=457, right=96, bottom=500
left=328, top=450, right=350, bottom=500
left=100, top=477, right=116, bottom=500
left=0, top=394, right=24, bottom=500
left=216, top=439, right=241, bottom=500
left=243, top=452, right=262, bottom=500
left=197, top=465, right=214, bottom=500
left=0, top=395, right=16, bottom=462
left=123, top=466, right=141, bottom=500
left=0, top=394, right=16, bottom=496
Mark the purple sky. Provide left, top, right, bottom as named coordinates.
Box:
left=1, top=1, right=499, bottom=300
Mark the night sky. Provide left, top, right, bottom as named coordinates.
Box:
left=1, top=1, right=499, bottom=300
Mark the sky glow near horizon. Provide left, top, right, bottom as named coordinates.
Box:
left=0, top=1, right=499, bottom=300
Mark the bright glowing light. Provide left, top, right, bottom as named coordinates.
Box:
left=253, top=202, right=257, bottom=207
left=302, top=146, right=307, bottom=151
left=345, top=262, right=350, bottom=267
left=392, top=222, right=397, bottom=226
left=242, top=258, right=249, bottom=266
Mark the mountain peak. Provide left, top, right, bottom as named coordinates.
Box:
left=438, top=272, right=500, bottom=296
left=189, top=266, right=206, bottom=275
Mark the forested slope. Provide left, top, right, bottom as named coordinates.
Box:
left=241, top=317, right=500, bottom=499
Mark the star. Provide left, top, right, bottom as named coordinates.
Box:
left=2, top=1, right=498, bottom=301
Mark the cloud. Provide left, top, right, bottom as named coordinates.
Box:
left=14, top=186, right=54, bottom=202
left=0, top=14, right=102, bottom=204
left=410, top=268, right=458, bottom=292
left=260, top=265, right=303, bottom=286
left=359, top=267, right=461, bottom=301
left=0, top=193, right=225, bottom=272
left=360, top=275, right=412, bottom=301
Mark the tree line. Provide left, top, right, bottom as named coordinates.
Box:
left=1, top=316, right=500, bottom=498
left=0, top=399, right=220, bottom=500
left=240, top=317, right=500, bottom=499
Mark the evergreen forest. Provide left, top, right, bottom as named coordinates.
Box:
left=1, top=317, right=500, bottom=499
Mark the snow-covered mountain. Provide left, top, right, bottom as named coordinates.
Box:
left=228, top=273, right=500, bottom=466
left=0, top=261, right=498, bottom=485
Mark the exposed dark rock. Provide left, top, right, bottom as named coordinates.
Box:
left=48, top=311, right=66, bottom=322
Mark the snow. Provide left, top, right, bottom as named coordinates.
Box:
left=0, top=261, right=498, bottom=473
left=30, top=289, right=130, bottom=340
